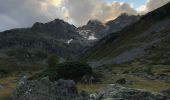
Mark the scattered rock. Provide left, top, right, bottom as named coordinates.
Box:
left=81, top=75, right=96, bottom=84
left=161, top=89, right=170, bottom=99
left=80, top=90, right=89, bottom=100
left=8, top=76, right=169, bottom=100
left=95, top=84, right=166, bottom=100
left=0, top=84, right=4, bottom=89
left=10, top=76, right=82, bottom=100
left=155, top=74, right=170, bottom=82
left=89, top=93, right=98, bottom=100
left=116, top=78, right=133, bottom=85
left=129, top=71, right=170, bottom=82
left=116, top=78, right=126, bottom=84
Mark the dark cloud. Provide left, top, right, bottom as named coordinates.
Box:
left=0, top=0, right=63, bottom=31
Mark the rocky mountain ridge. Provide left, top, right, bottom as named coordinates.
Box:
left=0, top=13, right=139, bottom=58
left=0, top=19, right=88, bottom=58
left=78, top=13, right=140, bottom=40
left=82, top=2, right=170, bottom=67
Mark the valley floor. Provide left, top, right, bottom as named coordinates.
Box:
left=77, top=63, right=170, bottom=94
left=0, top=64, right=170, bottom=99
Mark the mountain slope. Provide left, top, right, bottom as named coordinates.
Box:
left=105, top=13, right=140, bottom=34
left=82, top=2, right=170, bottom=67
left=0, top=19, right=88, bottom=58
left=0, top=14, right=140, bottom=59
left=78, top=14, right=140, bottom=40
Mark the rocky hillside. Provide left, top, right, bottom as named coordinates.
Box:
left=78, top=13, right=140, bottom=40
left=106, top=13, right=140, bottom=34
left=82, top=2, right=170, bottom=67
left=0, top=14, right=139, bottom=59
left=0, top=19, right=89, bottom=58
left=78, top=20, right=106, bottom=40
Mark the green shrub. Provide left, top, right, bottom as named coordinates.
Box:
left=30, top=61, right=93, bottom=82
left=0, top=69, right=9, bottom=75
left=47, top=54, right=59, bottom=67
left=144, top=67, right=153, bottom=75
left=56, top=61, right=92, bottom=81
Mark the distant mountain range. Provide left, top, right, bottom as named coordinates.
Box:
left=0, top=13, right=139, bottom=58
left=81, top=2, right=170, bottom=67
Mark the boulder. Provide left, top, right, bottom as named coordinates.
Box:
left=161, top=89, right=170, bottom=99
left=0, top=84, right=5, bottom=89
left=116, top=78, right=133, bottom=85
left=10, top=76, right=82, bottom=100
left=95, top=84, right=166, bottom=100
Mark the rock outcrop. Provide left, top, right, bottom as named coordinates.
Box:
left=129, top=71, right=170, bottom=82
left=10, top=76, right=82, bottom=100
left=161, top=89, right=170, bottom=99
left=105, top=13, right=140, bottom=34
left=10, top=77, right=169, bottom=100
left=91, top=84, right=166, bottom=100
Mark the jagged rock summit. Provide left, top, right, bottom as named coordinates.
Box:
left=78, top=13, right=140, bottom=40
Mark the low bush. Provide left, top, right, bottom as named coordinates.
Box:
left=47, top=54, right=59, bottom=67
left=30, top=61, right=93, bottom=82
left=0, top=69, right=9, bottom=75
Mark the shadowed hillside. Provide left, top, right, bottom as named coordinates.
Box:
left=82, top=2, right=170, bottom=66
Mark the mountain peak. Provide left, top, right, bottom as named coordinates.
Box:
left=87, top=20, right=103, bottom=26
left=51, top=19, right=67, bottom=25
left=119, top=13, right=129, bottom=17
left=32, top=22, right=44, bottom=29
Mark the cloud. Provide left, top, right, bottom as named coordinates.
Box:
left=0, top=14, right=20, bottom=30
left=138, top=0, right=170, bottom=14
left=0, top=0, right=137, bottom=31
left=64, top=0, right=137, bottom=26
left=0, top=0, right=170, bottom=31
left=0, top=0, right=65, bottom=31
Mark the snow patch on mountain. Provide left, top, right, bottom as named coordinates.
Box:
left=88, top=34, right=97, bottom=40
left=66, top=39, right=73, bottom=44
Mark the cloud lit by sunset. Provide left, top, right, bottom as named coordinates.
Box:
left=0, top=0, right=169, bottom=31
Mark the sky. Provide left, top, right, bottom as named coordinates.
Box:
left=107, top=0, right=145, bottom=8
left=0, top=0, right=170, bottom=31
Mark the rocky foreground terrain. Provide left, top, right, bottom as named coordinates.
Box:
left=9, top=76, right=170, bottom=100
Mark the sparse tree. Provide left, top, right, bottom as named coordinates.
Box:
left=47, top=54, right=59, bottom=67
